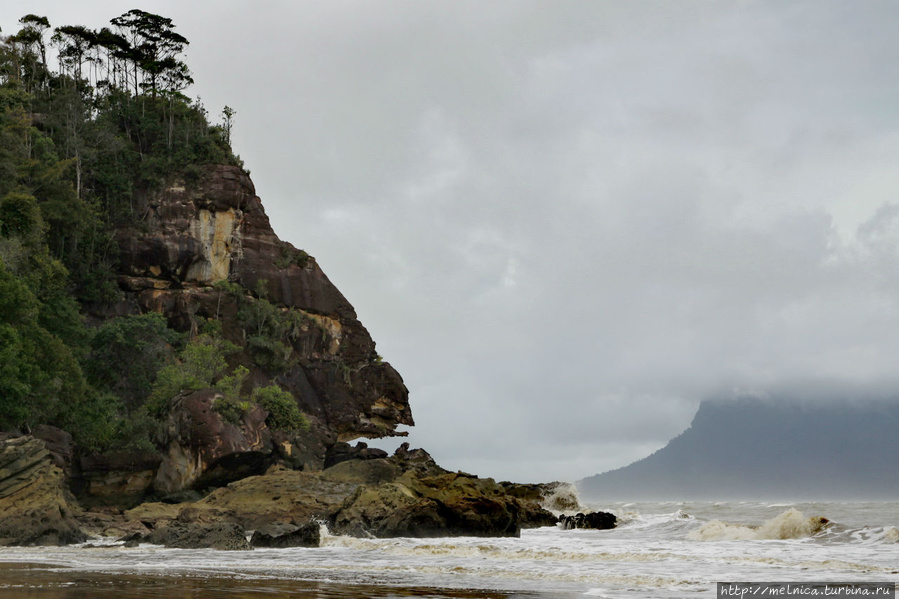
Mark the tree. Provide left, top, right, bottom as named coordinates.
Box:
left=221, top=105, right=235, bottom=146
left=109, top=9, right=191, bottom=97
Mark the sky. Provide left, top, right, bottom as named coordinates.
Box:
left=4, top=1, right=899, bottom=483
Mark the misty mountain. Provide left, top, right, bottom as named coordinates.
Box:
left=578, top=397, right=899, bottom=500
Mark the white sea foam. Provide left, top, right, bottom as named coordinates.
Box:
left=540, top=482, right=583, bottom=514
left=687, top=508, right=830, bottom=541
left=2, top=501, right=897, bottom=599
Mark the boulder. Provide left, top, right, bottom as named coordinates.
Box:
left=559, top=511, right=617, bottom=530
left=153, top=389, right=272, bottom=494
left=250, top=521, right=320, bottom=548
left=0, top=435, right=86, bottom=546
left=145, top=521, right=250, bottom=550
left=324, top=441, right=389, bottom=468
left=77, top=450, right=162, bottom=508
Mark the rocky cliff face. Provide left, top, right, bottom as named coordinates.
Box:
left=0, top=435, right=86, bottom=546
left=88, top=164, right=412, bottom=490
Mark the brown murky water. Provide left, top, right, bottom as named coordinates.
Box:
left=0, top=563, right=546, bottom=598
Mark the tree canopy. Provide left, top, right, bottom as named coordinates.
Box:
left=0, top=10, right=251, bottom=453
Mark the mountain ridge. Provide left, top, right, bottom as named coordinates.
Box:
left=578, top=397, right=899, bottom=500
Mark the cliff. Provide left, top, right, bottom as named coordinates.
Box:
left=578, top=397, right=899, bottom=500
left=82, top=164, right=412, bottom=497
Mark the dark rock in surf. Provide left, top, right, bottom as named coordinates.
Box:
left=559, top=511, right=617, bottom=530
left=250, top=521, right=320, bottom=548
left=145, top=520, right=250, bottom=550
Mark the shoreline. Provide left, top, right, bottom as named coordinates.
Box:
left=0, top=561, right=553, bottom=599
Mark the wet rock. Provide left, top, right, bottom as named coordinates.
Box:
left=250, top=521, right=320, bottom=548
left=145, top=521, right=250, bottom=550
left=559, top=511, right=617, bottom=530
left=0, top=436, right=87, bottom=546
left=119, top=531, right=144, bottom=548
left=329, top=447, right=558, bottom=538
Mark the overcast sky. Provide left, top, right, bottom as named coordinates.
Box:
left=4, top=1, right=899, bottom=483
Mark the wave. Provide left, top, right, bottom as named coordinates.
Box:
left=540, top=482, right=584, bottom=514
left=884, top=526, right=899, bottom=543
left=688, top=508, right=830, bottom=541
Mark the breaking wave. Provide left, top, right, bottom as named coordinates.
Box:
left=540, top=482, right=584, bottom=514
left=688, top=508, right=830, bottom=541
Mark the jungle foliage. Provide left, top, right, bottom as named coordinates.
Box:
left=0, top=11, right=305, bottom=453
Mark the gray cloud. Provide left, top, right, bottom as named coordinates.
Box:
left=6, top=1, right=899, bottom=483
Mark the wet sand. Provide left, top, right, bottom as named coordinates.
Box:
left=0, top=563, right=546, bottom=598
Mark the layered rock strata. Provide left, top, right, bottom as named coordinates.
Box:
left=0, top=435, right=86, bottom=546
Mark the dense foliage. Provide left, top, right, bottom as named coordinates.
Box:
left=0, top=11, right=304, bottom=452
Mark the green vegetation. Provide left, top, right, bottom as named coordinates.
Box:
left=253, top=384, right=309, bottom=432
left=0, top=11, right=309, bottom=453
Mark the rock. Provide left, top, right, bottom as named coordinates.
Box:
left=322, top=457, right=402, bottom=485
left=77, top=450, right=162, bottom=508
left=32, top=425, right=75, bottom=474
left=332, top=482, right=446, bottom=538
left=329, top=449, right=558, bottom=538
left=153, top=389, right=272, bottom=494
left=0, top=436, right=87, bottom=546
left=324, top=441, right=389, bottom=468
left=145, top=521, right=250, bottom=550
left=559, top=511, right=617, bottom=530
left=119, top=531, right=144, bottom=547
left=250, top=521, right=320, bottom=548
left=125, top=465, right=360, bottom=531
left=75, top=507, right=150, bottom=539
left=96, top=164, right=413, bottom=449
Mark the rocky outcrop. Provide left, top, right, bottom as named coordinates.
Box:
left=145, top=521, right=250, bottom=550
left=125, top=465, right=360, bottom=531
left=154, top=389, right=272, bottom=494
left=250, top=521, right=320, bottom=548
left=0, top=435, right=86, bottom=546
left=118, top=445, right=557, bottom=541
left=77, top=451, right=162, bottom=508
left=331, top=470, right=557, bottom=538
left=329, top=445, right=558, bottom=538
left=324, top=441, right=389, bottom=468
left=97, top=164, right=412, bottom=469
left=558, top=511, right=617, bottom=530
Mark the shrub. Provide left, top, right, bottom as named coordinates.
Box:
left=252, top=384, right=308, bottom=432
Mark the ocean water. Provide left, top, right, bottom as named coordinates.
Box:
left=0, top=498, right=897, bottom=598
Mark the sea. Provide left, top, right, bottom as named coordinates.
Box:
left=1, top=492, right=897, bottom=598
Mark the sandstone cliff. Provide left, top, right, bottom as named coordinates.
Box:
left=0, top=435, right=86, bottom=546
left=86, top=165, right=412, bottom=495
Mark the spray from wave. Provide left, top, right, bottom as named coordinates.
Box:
left=540, top=482, right=584, bottom=514
left=688, top=508, right=830, bottom=541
